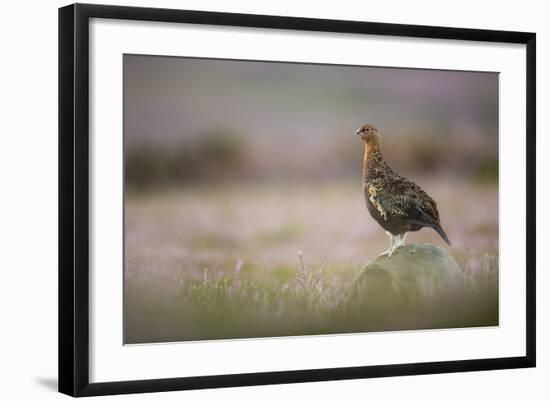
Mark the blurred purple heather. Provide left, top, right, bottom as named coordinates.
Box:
left=124, top=55, right=498, bottom=188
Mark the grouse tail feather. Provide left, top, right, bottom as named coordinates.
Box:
left=432, top=223, right=451, bottom=246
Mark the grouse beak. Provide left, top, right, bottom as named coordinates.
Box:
left=355, top=128, right=362, bottom=136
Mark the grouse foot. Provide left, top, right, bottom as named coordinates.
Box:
left=379, top=232, right=407, bottom=258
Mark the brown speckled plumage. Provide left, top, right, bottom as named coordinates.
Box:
left=356, top=124, right=450, bottom=255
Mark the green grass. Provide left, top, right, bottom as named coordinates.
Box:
left=125, top=249, right=498, bottom=344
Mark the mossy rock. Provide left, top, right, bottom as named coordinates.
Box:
left=349, top=243, right=466, bottom=318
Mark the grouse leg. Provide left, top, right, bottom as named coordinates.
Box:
left=397, top=232, right=407, bottom=247
left=380, top=231, right=399, bottom=257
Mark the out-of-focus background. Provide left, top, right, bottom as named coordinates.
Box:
left=124, top=55, right=498, bottom=343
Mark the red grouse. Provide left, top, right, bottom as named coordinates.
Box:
left=356, top=124, right=450, bottom=257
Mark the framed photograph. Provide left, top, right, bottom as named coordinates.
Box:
left=58, top=3, right=536, bottom=397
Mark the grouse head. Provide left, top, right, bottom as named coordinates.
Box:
left=355, top=124, right=380, bottom=144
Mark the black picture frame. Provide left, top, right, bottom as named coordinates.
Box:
left=59, top=3, right=536, bottom=397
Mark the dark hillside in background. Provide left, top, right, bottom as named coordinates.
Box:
left=124, top=55, right=498, bottom=190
